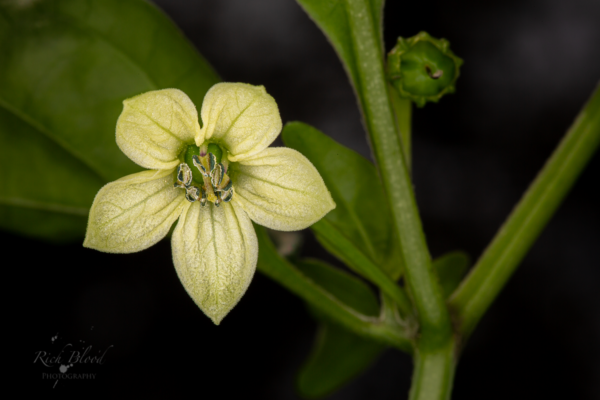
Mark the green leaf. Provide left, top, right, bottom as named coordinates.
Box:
left=294, top=258, right=385, bottom=398
left=0, top=105, right=103, bottom=242
left=282, top=122, right=402, bottom=279
left=296, top=259, right=379, bottom=317
left=295, top=0, right=384, bottom=111
left=0, top=0, right=219, bottom=240
left=297, top=322, right=385, bottom=399
left=433, top=251, right=470, bottom=298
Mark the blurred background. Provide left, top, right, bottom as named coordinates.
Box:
left=9, top=0, right=599, bottom=397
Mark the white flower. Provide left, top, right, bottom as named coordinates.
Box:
left=84, top=83, right=335, bottom=324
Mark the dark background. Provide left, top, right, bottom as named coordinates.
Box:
left=10, top=0, right=599, bottom=398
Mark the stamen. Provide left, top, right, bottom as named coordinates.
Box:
left=208, top=153, right=217, bottom=173
left=185, top=185, right=201, bottom=202
left=192, top=155, right=209, bottom=177
left=180, top=144, right=235, bottom=207
left=221, top=190, right=233, bottom=203
left=211, top=163, right=224, bottom=187
left=200, top=187, right=208, bottom=207
left=177, top=163, right=193, bottom=186
left=203, top=176, right=218, bottom=203
left=219, top=176, right=232, bottom=193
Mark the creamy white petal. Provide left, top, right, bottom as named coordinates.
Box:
left=117, top=89, right=202, bottom=170
left=198, top=83, right=282, bottom=162
left=171, top=201, right=258, bottom=325
left=84, top=169, right=187, bottom=253
left=230, top=147, right=336, bottom=231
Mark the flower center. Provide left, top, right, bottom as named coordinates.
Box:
left=174, top=143, right=233, bottom=207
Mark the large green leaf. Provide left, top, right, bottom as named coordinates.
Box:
left=0, top=0, right=219, bottom=241
left=0, top=105, right=103, bottom=241
left=282, top=122, right=402, bottom=279
left=295, top=0, right=385, bottom=110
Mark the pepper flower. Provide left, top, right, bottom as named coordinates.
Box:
left=84, top=83, right=335, bottom=324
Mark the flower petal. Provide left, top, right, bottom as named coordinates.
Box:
left=171, top=201, right=258, bottom=325
left=198, top=83, right=282, bottom=162
left=84, top=169, right=187, bottom=253
left=117, top=89, right=202, bottom=170
left=230, top=147, right=336, bottom=231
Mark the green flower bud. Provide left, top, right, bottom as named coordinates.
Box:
left=387, top=31, right=463, bottom=107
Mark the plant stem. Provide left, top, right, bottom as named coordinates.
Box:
left=343, top=1, right=454, bottom=397
left=256, top=225, right=413, bottom=353
left=390, top=85, right=413, bottom=168
left=343, top=0, right=452, bottom=343
left=448, top=84, right=600, bottom=338
left=409, top=339, right=456, bottom=400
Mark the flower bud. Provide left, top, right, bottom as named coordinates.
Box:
left=387, top=31, right=463, bottom=107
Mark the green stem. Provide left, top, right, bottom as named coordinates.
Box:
left=344, top=1, right=454, bottom=397
left=409, top=339, right=456, bottom=400
left=390, top=85, right=413, bottom=168
left=312, top=220, right=414, bottom=319
left=343, top=0, right=451, bottom=342
left=449, top=84, right=600, bottom=338
left=256, top=225, right=413, bottom=353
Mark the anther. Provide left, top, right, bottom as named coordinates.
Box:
left=185, top=185, right=201, bottom=202
left=211, top=163, right=224, bottom=187
left=208, top=153, right=217, bottom=173
left=192, top=155, right=209, bottom=177
left=176, top=163, right=193, bottom=187
left=221, top=190, right=233, bottom=203
left=220, top=177, right=232, bottom=193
